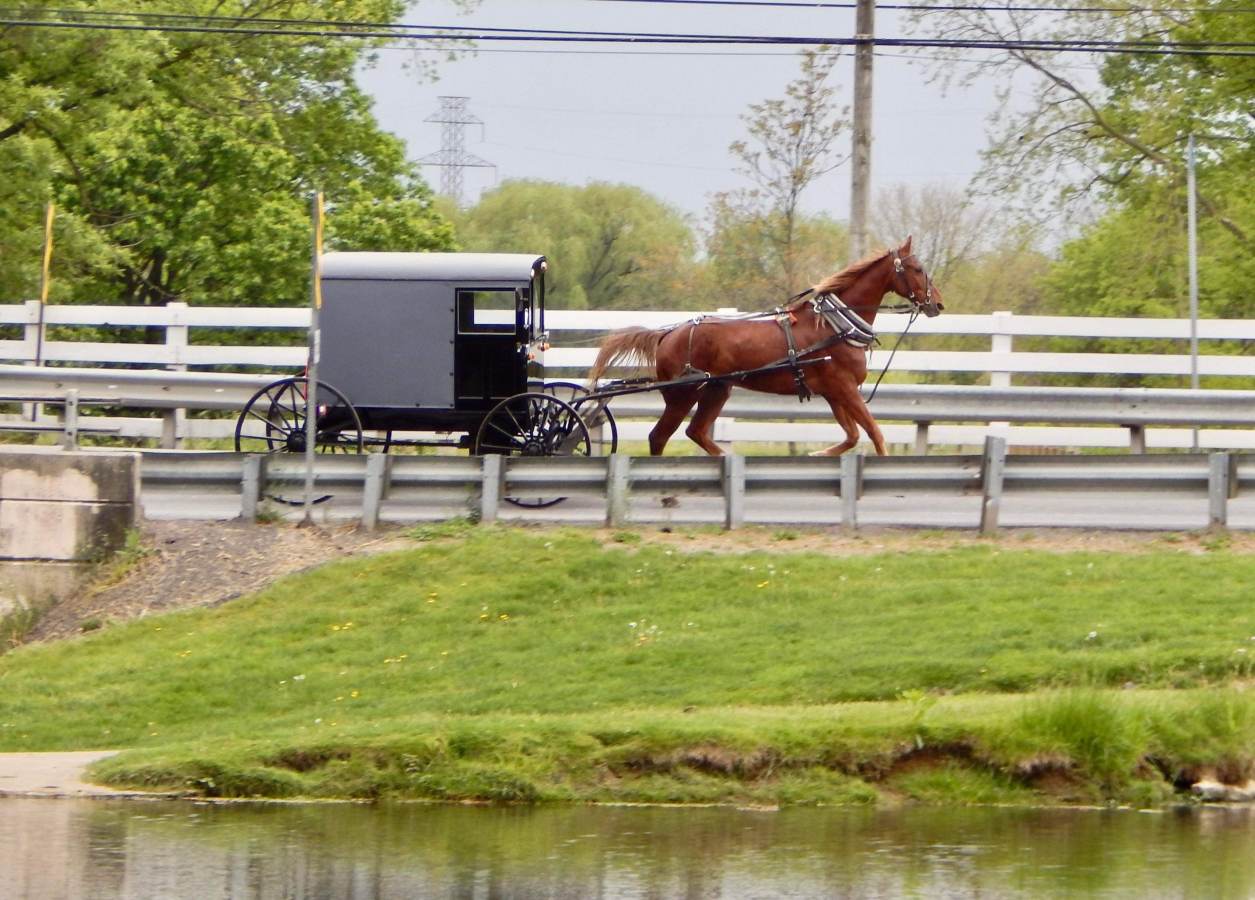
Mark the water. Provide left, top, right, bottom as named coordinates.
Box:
left=1, top=799, right=1253, bottom=899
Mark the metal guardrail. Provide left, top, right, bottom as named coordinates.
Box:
left=7, top=365, right=1255, bottom=454
left=135, top=443, right=1250, bottom=533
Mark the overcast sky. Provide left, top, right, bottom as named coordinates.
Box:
left=357, top=0, right=1002, bottom=224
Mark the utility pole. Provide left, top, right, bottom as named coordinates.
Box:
left=849, top=0, right=875, bottom=260
left=419, top=96, right=495, bottom=208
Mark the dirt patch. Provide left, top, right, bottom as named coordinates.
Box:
left=28, top=520, right=411, bottom=642
left=597, top=525, right=1255, bottom=557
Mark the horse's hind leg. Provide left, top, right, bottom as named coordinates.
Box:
left=685, top=383, right=733, bottom=456
left=649, top=386, right=700, bottom=456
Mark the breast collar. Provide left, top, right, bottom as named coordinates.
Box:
left=812, top=293, right=876, bottom=347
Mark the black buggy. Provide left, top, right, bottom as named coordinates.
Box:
left=234, top=252, right=619, bottom=480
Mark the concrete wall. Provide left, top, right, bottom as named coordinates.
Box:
left=0, top=448, right=140, bottom=615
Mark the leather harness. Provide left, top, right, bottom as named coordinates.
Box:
left=681, top=292, right=878, bottom=403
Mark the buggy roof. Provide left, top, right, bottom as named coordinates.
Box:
left=322, top=252, right=545, bottom=283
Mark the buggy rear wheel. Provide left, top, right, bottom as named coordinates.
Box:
left=474, top=392, right=592, bottom=508
left=234, top=377, right=364, bottom=455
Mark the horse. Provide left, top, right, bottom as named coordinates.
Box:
left=585, top=236, right=943, bottom=457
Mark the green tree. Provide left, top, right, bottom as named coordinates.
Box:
left=717, top=47, right=848, bottom=295
left=0, top=2, right=457, bottom=307
left=455, top=180, right=696, bottom=309
left=703, top=199, right=849, bottom=309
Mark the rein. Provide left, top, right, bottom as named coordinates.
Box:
left=863, top=306, right=921, bottom=403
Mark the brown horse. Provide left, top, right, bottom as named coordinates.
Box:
left=586, top=237, right=943, bottom=457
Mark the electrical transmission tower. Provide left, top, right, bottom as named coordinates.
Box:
left=419, top=96, right=494, bottom=207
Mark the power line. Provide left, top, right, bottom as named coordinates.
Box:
left=588, top=0, right=1255, bottom=12
left=3, top=9, right=1253, bottom=56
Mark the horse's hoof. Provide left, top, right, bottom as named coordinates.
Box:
left=808, top=449, right=832, bottom=457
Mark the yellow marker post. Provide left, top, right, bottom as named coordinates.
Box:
left=34, top=203, right=54, bottom=366
left=303, top=192, right=325, bottom=519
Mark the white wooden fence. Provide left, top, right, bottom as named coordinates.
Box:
left=3, top=300, right=1255, bottom=450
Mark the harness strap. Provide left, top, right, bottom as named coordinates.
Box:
left=774, top=309, right=812, bottom=401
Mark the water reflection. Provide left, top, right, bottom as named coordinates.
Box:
left=1, top=799, right=1253, bottom=899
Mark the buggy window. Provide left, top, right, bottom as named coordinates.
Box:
left=457, top=289, right=517, bottom=335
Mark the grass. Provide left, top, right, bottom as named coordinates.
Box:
left=3, top=527, right=1255, bottom=805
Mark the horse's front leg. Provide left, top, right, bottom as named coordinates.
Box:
left=811, top=379, right=888, bottom=456
left=810, top=394, right=861, bottom=457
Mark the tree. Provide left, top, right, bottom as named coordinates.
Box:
left=0, top=2, right=458, bottom=307
left=455, top=180, right=697, bottom=309
left=868, top=183, right=997, bottom=283
left=718, top=48, right=849, bottom=294
left=703, top=199, right=849, bottom=309
left=907, top=0, right=1251, bottom=246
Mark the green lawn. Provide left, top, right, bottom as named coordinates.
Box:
left=3, top=527, right=1254, bottom=805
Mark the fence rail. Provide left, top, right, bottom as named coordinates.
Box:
left=4, top=301, right=1255, bottom=451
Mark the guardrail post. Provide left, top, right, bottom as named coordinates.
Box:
left=980, top=435, right=1007, bottom=535
left=1127, top=425, right=1146, bottom=454
left=60, top=389, right=79, bottom=449
left=480, top=454, right=502, bottom=524
left=1208, top=452, right=1230, bottom=530
left=914, top=421, right=930, bottom=456
left=240, top=455, right=265, bottom=522
left=606, top=454, right=631, bottom=527
left=840, top=452, right=861, bottom=531
left=361, top=452, right=389, bottom=530
left=722, top=454, right=745, bottom=530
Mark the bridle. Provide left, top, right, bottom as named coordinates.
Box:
left=891, top=251, right=941, bottom=315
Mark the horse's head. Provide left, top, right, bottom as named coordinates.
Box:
left=889, top=236, right=943, bottom=318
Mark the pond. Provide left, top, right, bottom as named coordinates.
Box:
left=2, top=799, right=1253, bottom=898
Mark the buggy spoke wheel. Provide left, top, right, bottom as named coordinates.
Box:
left=473, top=392, right=592, bottom=508
left=528, top=380, right=618, bottom=455
left=236, top=376, right=365, bottom=465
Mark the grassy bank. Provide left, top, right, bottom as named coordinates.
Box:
left=3, top=526, right=1254, bottom=806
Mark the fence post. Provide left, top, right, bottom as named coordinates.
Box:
left=163, top=301, right=189, bottom=449
left=479, top=454, right=502, bottom=524
left=722, top=454, right=745, bottom=530
left=606, top=454, right=631, bottom=528
left=361, top=452, right=389, bottom=530
left=240, top=455, right=265, bottom=522
left=840, top=452, right=861, bottom=531
left=1127, top=425, right=1146, bottom=454
left=1208, top=452, right=1229, bottom=529
left=60, top=388, right=79, bottom=449
left=980, top=435, right=1008, bottom=535
left=21, top=300, right=41, bottom=421
left=990, top=310, right=1013, bottom=388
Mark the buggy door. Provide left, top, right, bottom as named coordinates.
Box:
left=454, top=286, right=530, bottom=409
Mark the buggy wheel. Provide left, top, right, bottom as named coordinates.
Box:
left=528, top=380, right=618, bottom=455
left=234, top=377, right=364, bottom=455
left=474, top=392, right=591, bottom=508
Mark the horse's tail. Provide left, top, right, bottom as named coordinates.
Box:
left=586, top=327, right=667, bottom=388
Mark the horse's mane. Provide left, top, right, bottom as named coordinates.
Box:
left=791, top=249, right=890, bottom=308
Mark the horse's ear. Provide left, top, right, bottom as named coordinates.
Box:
left=900, top=235, right=913, bottom=253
